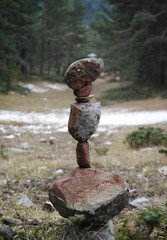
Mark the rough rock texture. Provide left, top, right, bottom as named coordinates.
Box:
left=49, top=168, right=129, bottom=224
left=64, top=58, right=104, bottom=91
left=76, top=142, right=91, bottom=168
left=68, top=102, right=101, bottom=142
left=74, top=83, right=92, bottom=97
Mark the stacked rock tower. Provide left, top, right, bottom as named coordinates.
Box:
left=66, top=58, right=103, bottom=168
left=49, top=58, right=129, bottom=238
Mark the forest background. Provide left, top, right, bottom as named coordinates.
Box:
left=0, top=0, right=167, bottom=99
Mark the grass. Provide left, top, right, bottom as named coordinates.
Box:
left=0, top=77, right=167, bottom=239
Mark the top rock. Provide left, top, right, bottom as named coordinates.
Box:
left=64, top=58, right=104, bottom=91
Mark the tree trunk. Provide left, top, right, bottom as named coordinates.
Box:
left=6, top=59, right=11, bottom=92
left=47, top=41, right=51, bottom=74
left=20, top=46, right=28, bottom=79
left=40, top=1, right=47, bottom=77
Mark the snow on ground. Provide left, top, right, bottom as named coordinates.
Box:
left=19, top=82, right=67, bottom=93
left=0, top=108, right=167, bottom=136
left=43, top=82, right=67, bottom=91
left=19, top=83, right=48, bottom=93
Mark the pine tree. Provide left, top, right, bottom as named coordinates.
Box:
left=91, top=0, right=167, bottom=88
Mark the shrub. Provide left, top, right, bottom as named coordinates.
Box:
left=161, top=90, right=167, bottom=99
left=138, top=207, right=163, bottom=234
left=125, top=127, right=167, bottom=148
left=159, top=148, right=167, bottom=155
left=98, top=85, right=155, bottom=104
left=94, top=147, right=109, bottom=156
left=10, top=84, right=30, bottom=95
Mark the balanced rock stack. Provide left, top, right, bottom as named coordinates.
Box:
left=66, top=58, right=103, bottom=168
left=49, top=58, right=129, bottom=238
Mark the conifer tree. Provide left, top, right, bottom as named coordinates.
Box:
left=92, top=0, right=167, bottom=88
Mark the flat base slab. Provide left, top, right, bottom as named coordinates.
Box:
left=49, top=168, right=129, bottom=223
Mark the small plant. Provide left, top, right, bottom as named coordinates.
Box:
left=16, top=222, right=58, bottom=240
left=138, top=207, right=163, bottom=234
left=116, top=218, right=142, bottom=240
left=94, top=147, right=109, bottom=156
left=116, top=204, right=167, bottom=239
left=0, top=149, right=8, bottom=160
left=125, top=127, right=167, bottom=148
left=60, top=214, right=85, bottom=226
left=11, top=84, right=30, bottom=95
left=161, top=90, right=167, bottom=99
left=159, top=148, right=167, bottom=155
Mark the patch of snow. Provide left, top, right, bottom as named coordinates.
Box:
left=43, top=82, right=67, bottom=91
left=39, top=166, right=47, bottom=170
left=21, top=142, right=29, bottom=150
left=137, top=174, right=148, bottom=181
left=140, top=147, right=156, bottom=152
left=19, top=83, right=48, bottom=93
left=7, top=148, right=27, bottom=153
left=40, top=138, right=47, bottom=143
left=104, top=141, right=113, bottom=145
left=0, top=180, right=7, bottom=185
left=0, top=108, right=167, bottom=135
left=158, top=166, right=167, bottom=175
left=100, top=109, right=167, bottom=127
left=55, top=169, right=63, bottom=175
left=0, top=125, right=6, bottom=133
left=3, top=134, right=15, bottom=139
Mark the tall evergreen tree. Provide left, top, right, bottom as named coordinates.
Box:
left=0, top=0, right=41, bottom=92
left=92, top=0, right=167, bottom=88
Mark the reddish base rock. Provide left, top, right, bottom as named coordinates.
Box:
left=49, top=168, right=129, bottom=224
left=76, top=142, right=91, bottom=168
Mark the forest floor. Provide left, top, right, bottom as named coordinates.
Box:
left=0, top=76, right=167, bottom=239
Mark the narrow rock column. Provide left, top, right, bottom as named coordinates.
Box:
left=65, top=58, right=103, bottom=168
left=76, top=141, right=91, bottom=168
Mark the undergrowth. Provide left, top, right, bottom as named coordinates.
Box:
left=5, top=205, right=167, bottom=239
left=116, top=203, right=167, bottom=239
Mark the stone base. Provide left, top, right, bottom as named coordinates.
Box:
left=49, top=168, right=129, bottom=224
left=56, top=220, right=115, bottom=240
